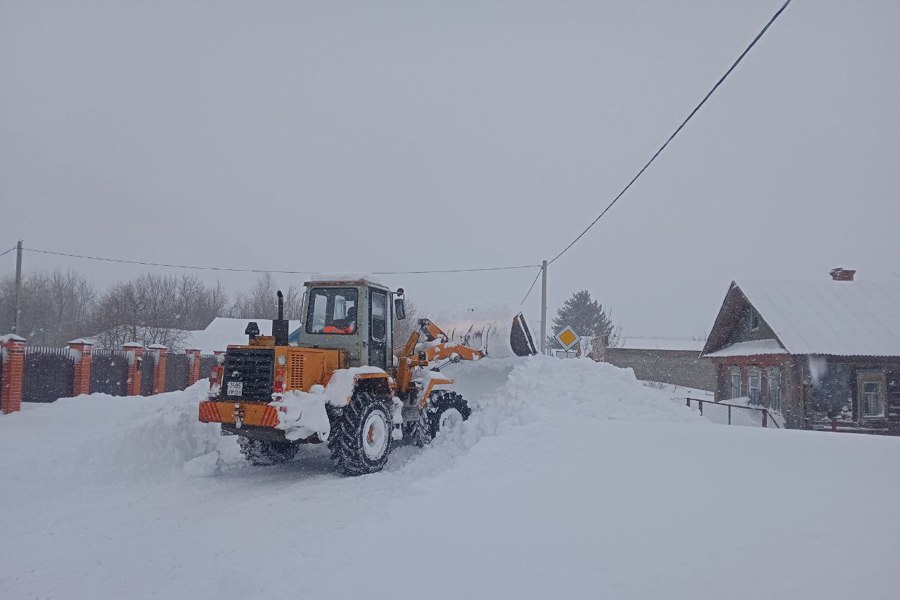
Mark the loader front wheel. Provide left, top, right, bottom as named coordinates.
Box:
left=238, top=437, right=299, bottom=466
left=328, top=391, right=393, bottom=476
left=427, top=391, right=472, bottom=439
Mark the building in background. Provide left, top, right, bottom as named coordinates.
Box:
left=701, top=269, right=900, bottom=434
left=595, top=336, right=715, bottom=391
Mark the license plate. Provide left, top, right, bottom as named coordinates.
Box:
left=227, top=382, right=243, bottom=397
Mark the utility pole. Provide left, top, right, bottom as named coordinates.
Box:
left=13, top=240, right=23, bottom=335
left=540, top=259, right=547, bottom=354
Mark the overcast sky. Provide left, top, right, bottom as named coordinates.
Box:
left=2, top=0, right=898, bottom=339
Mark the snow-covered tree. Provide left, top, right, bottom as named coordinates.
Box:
left=549, top=290, right=618, bottom=349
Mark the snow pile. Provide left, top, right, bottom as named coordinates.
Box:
left=444, top=354, right=701, bottom=428
left=396, top=355, right=704, bottom=478
left=0, top=382, right=219, bottom=492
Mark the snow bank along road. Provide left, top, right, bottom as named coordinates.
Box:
left=1, top=357, right=898, bottom=600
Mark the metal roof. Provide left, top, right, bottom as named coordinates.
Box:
left=706, top=279, right=900, bottom=357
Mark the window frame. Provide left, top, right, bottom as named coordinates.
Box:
left=304, top=287, right=359, bottom=335
left=730, top=366, right=741, bottom=400
left=857, top=371, right=887, bottom=419
left=767, top=367, right=782, bottom=413
left=748, top=367, right=761, bottom=405
left=750, top=309, right=760, bottom=332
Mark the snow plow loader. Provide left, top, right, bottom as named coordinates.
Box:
left=199, top=277, right=536, bottom=475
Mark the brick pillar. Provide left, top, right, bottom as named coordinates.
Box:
left=185, top=349, right=202, bottom=386
left=148, top=344, right=168, bottom=395
left=123, top=343, right=143, bottom=397
left=1, top=335, right=27, bottom=414
left=68, top=339, right=94, bottom=396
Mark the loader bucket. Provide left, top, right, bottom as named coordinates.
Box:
left=434, top=305, right=538, bottom=358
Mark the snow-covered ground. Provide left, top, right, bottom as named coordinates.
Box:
left=1, top=357, right=898, bottom=599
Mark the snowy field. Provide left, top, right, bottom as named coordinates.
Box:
left=1, top=357, right=898, bottom=600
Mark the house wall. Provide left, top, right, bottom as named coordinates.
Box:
left=603, top=348, right=716, bottom=391
left=798, top=356, right=900, bottom=434
left=725, top=304, right=779, bottom=345
left=711, top=355, right=803, bottom=426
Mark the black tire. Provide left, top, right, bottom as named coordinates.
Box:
left=328, top=391, right=393, bottom=476
left=426, top=390, right=472, bottom=440
left=238, top=437, right=299, bottom=466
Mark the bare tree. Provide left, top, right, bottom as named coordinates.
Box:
left=0, top=270, right=95, bottom=345
left=92, top=273, right=227, bottom=350
left=230, top=274, right=304, bottom=320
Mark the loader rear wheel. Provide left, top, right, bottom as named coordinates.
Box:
left=238, top=437, right=299, bottom=466
left=426, top=391, right=472, bottom=440
left=328, top=391, right=393, bottom=476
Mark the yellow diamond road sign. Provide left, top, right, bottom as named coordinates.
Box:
left=555, top=326, right=580, bottom=351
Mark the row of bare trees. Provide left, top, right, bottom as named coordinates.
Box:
left=0, top=271, right=304, bottom=349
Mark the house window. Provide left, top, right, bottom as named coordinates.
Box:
left=748, top=367, right=761, bottom=404
left=768, top=368, right=782, bottom=412
left=730, top=367, right=741, bottom=399
left=750, top=310, right=760, bottom=332
left=858, top=371, right=886, bottom=418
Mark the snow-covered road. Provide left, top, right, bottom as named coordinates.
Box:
left=1, top=357, right=898, bottom=599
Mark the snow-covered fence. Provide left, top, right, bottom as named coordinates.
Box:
left=166, top=352, right=190, bottom=392
left=0, top=335, right=210, bottom=414
left=199, top=354, right=218, bottom=384
left=683, top=397, right=782, bottom=428
left=22, top=347, right=76, bottom=404
left=90, top=349, right=129, bottom=396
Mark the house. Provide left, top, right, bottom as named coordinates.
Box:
left=91, top=317, right=301, bottom=353
left=594, top=337, right=715, bottom=391
left=700, top=269, right=900, bottom=434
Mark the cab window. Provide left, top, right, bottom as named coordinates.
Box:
left=305, top=288, right=358, bottom=334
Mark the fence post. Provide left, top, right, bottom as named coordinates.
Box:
left=185, top=348, right=202, bottom=386
left=213, top=350, right=225, bottom=377
left=148, top=344, right=168, bottom=395
left=728, top=404, right=732, bottom=425
left=123, top=343, right=143, bottom=396
left=762, top=410, right=768, bottom=428
left=68, top=339, right=94, bottom=396
left=1, top=335, right=27, bottom=414
left=699, top=399, right=703, bottom=416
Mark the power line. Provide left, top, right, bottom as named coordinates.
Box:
left=520, top=266, right=543, bottom=305
left=0, top=246, right=16, bottom=259
left=24, top=247, right=539, bottom=276
left=548, top=0, right=793, bottom=265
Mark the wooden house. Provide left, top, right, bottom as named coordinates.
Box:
left=700, top=269, right=900, bottom=434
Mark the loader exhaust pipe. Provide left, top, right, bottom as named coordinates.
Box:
left=273, top=290, right=289, bottom=346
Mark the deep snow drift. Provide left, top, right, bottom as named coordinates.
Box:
left=1, top=357, right=898, bottom=600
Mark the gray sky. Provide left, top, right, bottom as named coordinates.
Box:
left=2, top=0, right=898, bottom=339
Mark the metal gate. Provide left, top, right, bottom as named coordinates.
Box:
left=140, top=352, right=155, bottom=396
left=199, top=355, right=218, bottom=382
left=23, top=347, right=75, bottom=403
left=90, top=350, right=129, bottom=396
left=166, top=353, right=191, bottom=392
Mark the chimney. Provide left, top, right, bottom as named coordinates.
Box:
left=829, top=267, right=856, bottom=282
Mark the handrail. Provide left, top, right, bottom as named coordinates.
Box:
left=679, top=397, right=781, bottom=429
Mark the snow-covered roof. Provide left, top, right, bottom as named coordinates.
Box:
left=704, top=339, right=787, bottom=358
left=617, top=337, right=706, bottom=352
left=183, top=317, right=302, bottom=354
left=705, top=279, right=900, bottom=357
left=305, top=273, right=389, bottom=289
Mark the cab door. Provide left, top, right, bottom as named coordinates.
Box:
left=368, top=289, right=389, bottom=370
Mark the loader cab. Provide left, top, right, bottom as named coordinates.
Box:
left=298, top=278, right=399, bottom=369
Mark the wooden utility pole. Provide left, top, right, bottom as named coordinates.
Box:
left=13, top=240, right=22, bottom=335
left=540, top=259, right=547, bottom=354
